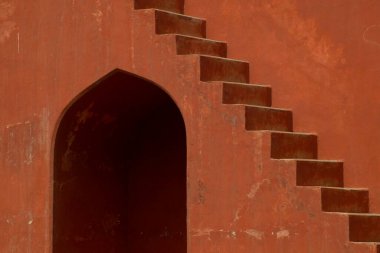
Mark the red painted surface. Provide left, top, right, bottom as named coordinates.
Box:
left=0, top=0, right=379, bottom=252
left=185, top=0, right=380, bottom=212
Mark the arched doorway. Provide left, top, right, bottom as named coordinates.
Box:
left=53, top=70, right=187, bottom=253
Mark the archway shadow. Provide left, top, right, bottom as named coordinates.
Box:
left=53, top=70, right=187, bottom=253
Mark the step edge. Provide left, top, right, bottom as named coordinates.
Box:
left=200, top=54, right=250, bottom=64
left=350, top=242, right=380, bottom=245
left=245, top=104, right=292, bottom=112
left=154, top=8, right=207, bottom=21
left=321, top=186, right=369, bottom=191
left=349, top=213, right=380, bottom=217
left=349, top=242, right=380, bottom=247
left=175, top=34, right=227, bottom=44
left=276, top=158, right=343, bottom=163
left=219, top=81, right=271, bottom=88
left=252, top=130, right=317, bottom=136
left=297, top=159, right=343, bottom=163
left=324, top=210, right=370, bottom=214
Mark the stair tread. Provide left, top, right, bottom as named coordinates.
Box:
left=213, top=81, right=271, bottom=88
left=350, top=213, right=380, bottom=217
left=155, top=9, right=205, bottom=20
left=279, top=158, right=343, bottom=162
left=352, top=241, right=380, bottom=243
left=200, top=54, right=249, bottom=64
left=245, top=105, right=291, bottom=111
left=256, top=130, right=316, bottom=136
left=175, top=34, right=225, bottom=43
left=350, top=242, right=380, bottom=251
left=321, top=187, right=368, bottom=191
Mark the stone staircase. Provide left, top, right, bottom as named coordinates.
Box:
left=134, top=0, right=380, bottom=251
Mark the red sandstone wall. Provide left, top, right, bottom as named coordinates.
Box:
left=0, top=0, right=136, bottom=251
left=1, top=0, right=380, bottom=252
left=186, top=0, right=380, bottom=211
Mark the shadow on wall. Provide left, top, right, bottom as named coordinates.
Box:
left=53, top=70, right=187, bottom=253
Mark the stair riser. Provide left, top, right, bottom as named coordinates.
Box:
left=271, top=133, right=318, bottom=159
left=176, top=36, right=227, bottom=57
left=200, top=57, right=250, bottom=83
left=155, top=11, right=206, bottom=38
left=222, top=83, right=272, bottom=106
left=135, top=0, right=184, bottom=13
left=350, top=215, right=380, bottom=242
left=296, top=161, right=344, bottom=187
left=321, top=188, right=369, bottom=213
left=245, top=107, right=292, bottom=131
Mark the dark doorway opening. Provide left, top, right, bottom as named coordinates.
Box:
left=53, top=70, right=187, bottom=253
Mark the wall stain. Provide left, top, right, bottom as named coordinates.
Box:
left=0, top=20, right=15, bottom=43
left=192, top=228, right=214, bottom=238
left=191, top=229, right=267, bottom=241
left=257, top=0, right=346, bottom=68
left=197, top=180, right=206, bottom=204
left=92, top=0, right=112, bottom=32
left=247, top=179, right=270, bottom=199
left=245, top=229, right=264, bottom=240
left=4, top=121, right=34, bottom=170
left=0, top=1, right=16, bottom=43
left=0, top=1, right=15, bottom=20
left=363, top=25, right=380, bottom=47
left=276, top=229, right=290, bottom=239
left=92, top=0, right=103, bottom=31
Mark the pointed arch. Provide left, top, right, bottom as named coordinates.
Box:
left=53, top=70, right=187, bottom=252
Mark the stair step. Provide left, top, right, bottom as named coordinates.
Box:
left=350, top=214, right=380, bottom=242
left=155, top=10, right=206, bottom=38
left=134, top=0, right=184, bottom=14
left=270, top=132, right=318, bottom=159
left=296, top=160, right=344, bottom=187
left=200, top=56, right=250, bottom=83
left=176, top=35, right=227, bottom=57
left=222, top=82, right=271, bottom=106
left=321, top=187, right=369, bottom=213
left=245, top=106, right=293, bottom=131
